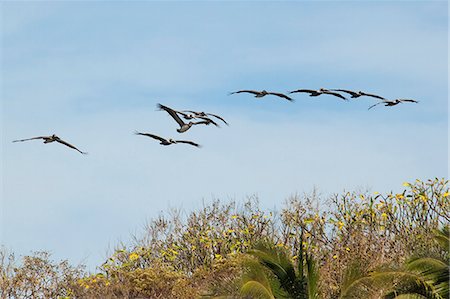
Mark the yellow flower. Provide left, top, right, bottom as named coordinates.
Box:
left=129, top=252, right=139, bottom=261
left=304, top=232, right=311, bottom=238
left=443, top=192, right=449, bottom=197
left=381, top=213, right=388, bottom=220
left=227, top=229, right=235, bottom=233
left=337, top=221, right=345, bottom=230
left=231, top=215, right=238, bottom=219
left=276, top=243, right=284, bottom=247
left=402, top=182, right=410, bottom=187
left=333, top=255, right=338, bottom=259
left=85, top=285, right=90, bottom=289
left=373, top=191, right=379, bottom=195
left=345, top=247, right=350, bottom=252
left=215, top=254, right=222, bottom=260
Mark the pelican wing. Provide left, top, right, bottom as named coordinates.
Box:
left=368, top=101, right=387, bottom=110
left=12, top=136, right=48, bottom=142
left=229, top=90, right=261, bottom=96
left=134, top=131, right=167, bottom=143
left=268, top=92, right=294, bottom=101
left=289, top=89, right=316, bottom=94
left=359, top=92, right=386, bottom=100
left=55, top=138, right=87, bottom=154
left=206, top=113, right=228, bottom=125
left=182, top=110, right=201, bottom=115
left=157, top=104, right=185, bottom=127
left=199, top=117, right=220, bottom=127
left=331, top=89, right=359, bottom=97
left=192, top=119, right=215, bottom=126
left=175, top=140, right=201, bottom=147
left=323, top=91, right=347, bottom=100
left=398, top=99, right=419, bottom=103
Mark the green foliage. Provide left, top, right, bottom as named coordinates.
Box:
left=241, top=240, right=319, bottom=299
left=1, top=179, right=448, bottom=298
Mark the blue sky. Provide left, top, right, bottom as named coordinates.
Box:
left=1, top=1, right=448, bottom=271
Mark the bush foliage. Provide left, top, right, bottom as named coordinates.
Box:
left=1, top=178, right=448, bottom=298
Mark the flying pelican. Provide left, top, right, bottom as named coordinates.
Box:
left=12, top=134, right=87, bottom=154
left=368, top=99, right=419, bottom=110
left=330, top=89, right=386, bottom=100
left=229, top=90, right=294, bottom=101
left=176, top=111, right=221, bottom=127
left=157, top=103, right=212, bottom=133
left=182, top=110, right=228, bottom=126
left=289, top=88, right=347, bottom=100
left=134, top=132, right=200, bottom=147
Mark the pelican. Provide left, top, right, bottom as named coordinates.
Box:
left=182, top=110, right=228, bottom=126
left=368, top=99, right=419, bottom=110
left=229, top=90, right=294, bottom=101
left=134, top=131, right=200, bottom=147
left=12, top=134, right=87, bottom=154
left=176, top=111, right=220, bottom=127
left=289, top=88, right=347, bottom=100
left=330, top=89, right=385, bottom=100
left=157, top=103, right=211, bottom=133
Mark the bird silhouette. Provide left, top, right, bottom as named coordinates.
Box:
left=12, top=134, right=87, bottom=154
left=229, top=90, right=294, bottom=101
left=368, top=99, right=419, bottom=110
left=330, top=89, right=385, bottom=100
left=157, top=103, right=211, bottom=133
left=289, top=88, right=347, bottom=100
left=134, top=131, right=200, bottom=147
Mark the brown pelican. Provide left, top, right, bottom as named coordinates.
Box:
left=330, top=89, right=386, bottom=100
left=176, top=111, right=221, bottom=127
left=182, top=110, right=228, bottom=126
left=229, top=90, right=294, bottom=101
left=157, top=103, right=211, bottom=133
left=12, top=134, right=87, bottom=154
left=134, top=131, right=200, bottom=147
left=368, top=99, right=419, bottom=110
left=289, top=88, right=347, bottom=100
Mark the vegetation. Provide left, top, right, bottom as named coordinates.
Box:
left=1, top=178, right=448, bottom=299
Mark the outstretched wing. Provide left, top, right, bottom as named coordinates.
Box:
left=323, top=91, right=348, bottom=100
left=199, top=117, right=220, bottom=127
left=367, top=101, right=386, bottom=110
left=359, top=92, right=386, bottom=100
left=182, top=110, right=201, bottom=115
left=398, top=99, right=419, bottom=103
left=331, top=89, right=359, bottom=97
left=192, top=119, right=216, bottom=127
left=229, top=90, right=261, bottom=96
left=175, top=140, right=201, bottom=147
left=268, top=92, right=294, bottom=101
left=157, top=103, right=185, bottom=127
left=12, top=136, right=48, bottom=143
left=206, top=113, right=228, bottom=125
left=289, top=89, right=316, bottom=94
left=55, top=138, right=87, bottom=154
left=134, top=131, right=167, bottom=143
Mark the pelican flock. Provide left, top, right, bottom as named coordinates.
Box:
left=12, top=87, right=418, bottom=154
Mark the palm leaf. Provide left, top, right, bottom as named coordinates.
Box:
left=240, top=281, right=275, bottom=299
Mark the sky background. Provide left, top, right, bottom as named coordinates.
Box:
left=1, top=1, right=448, bottom=271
